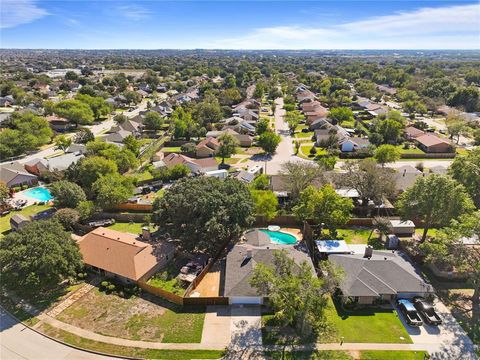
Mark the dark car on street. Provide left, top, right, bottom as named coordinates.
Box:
left=413, top=297, right=442, bottom=326
left=397, top=299, right=423, bottom=327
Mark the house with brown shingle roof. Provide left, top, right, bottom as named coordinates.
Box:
left=196, top=137, right=220, bottom=158
left=404, top=126, right=425, bottom=140
left=415, top=134, right=452, bottom=153
left=77, top=227, right=174, bottom=283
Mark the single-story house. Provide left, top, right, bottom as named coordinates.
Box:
left=394, top=165, right=426, bottom=193
left=415, top=134, right=452, bottom=153
left=46, top=152, right=84, bottom=172
left=0, top=162, right=38, bottom=188
left=404, top=126, right=425, bottom=140
left=65, top=143, right=87, bottom=155
left=103, top=129, right=133, bottom=144
left=10, top=214, right=30, bottom=231
left=329, top=249, right=434, bottom=305
left=24, top=158, right=49, bottom=176
left=309, top=117, right=330, bottom=131
left=162, top=153, right=218, bottom=173
left=196, top=137, right=220, bottom=158
left=206, top=128, right=253, bottom=147
left=223, top=229, right=313, bottom=304
left=77, top=227, right=175, bottom=284
left=340, top=137, right=371, bottom=152
left=46, top=115, right=73, bottom=132
left=235, top=108, right=259, bottom=122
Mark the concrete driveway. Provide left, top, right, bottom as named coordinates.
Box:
left=393, top=299, right=477, bottom=359
left=0, top=309, right=116, bottom=359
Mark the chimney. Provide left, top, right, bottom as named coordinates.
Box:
left=364, top=246, right=373, bottom=259
left=246, top=247, right=253, bottom=259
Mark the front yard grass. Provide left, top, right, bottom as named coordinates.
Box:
left=264, top=350, right=428, bottom=360
left=395, top=144, right=425, bottom=155
left=39, top=323, right=223, bottom=359
left=326, top=297, right=412, bottom=344
left=56, top=288, right=204, bottom=342
left=0, top=204, right=51, bottom=236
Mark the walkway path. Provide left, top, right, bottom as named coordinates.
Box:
left=4, top=293, right=478, bottom=358
left=47, top=279, right=100, bottom=318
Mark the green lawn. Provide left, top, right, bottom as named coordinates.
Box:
left=395, top=145, right=425, bottom=155
left=298, top=144, right=327, bottom=159
left=359, top=350, right=428, bottom=359
left=131, top=169, right=153, bottom=182
left=162, top=146, right=182, bottom=153
left=40, top=323, right=222, bottom=359
left=0, top=204, right=51, bottom=236
left=108, top=222, right=153, bottom=234
left=264, top=350, right=428, bottom=360
left=215, top=156, right=240, bottom=165
left=336, top=228, right=372, bottom=244
left=341, top=119, right=356, bottom=128
left=415, top=228, right=442, bottom=239
left=295, top=131, right=314, bottom=139
left=326, top=298, right=412, bottom=343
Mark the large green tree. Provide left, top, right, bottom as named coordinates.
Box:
left=293, top=184, right=353, bottom=235
left=374, top=144, right=400, bottom=166
left=279, top=162, right=326, bottom=202
left=144, top=111, right=164, bottom=131
left=448, top=148, right=480, bottom=207
left=49, top=180, right=87, bottom=209
left=250, top=250, right=338, bottom=338
left=152, top=177, right=254, bottom=255
left=76, top=94, right=111, bottom=120
left=258, top=131, right=281, bottom=154
left=217, top=133, right=238, bottom=164
left=328, top=107, right=354, bottom=126
left=251, top=189, right=278, bottom=220
left=0, top=219, right=82, bottom=290
left=75, top=156, right=118, bottom=189
left=55, top=99, right=94, bottom=126
left=340, top=159, right=396, bottom=206
left=92, top=173, right=134, bottom=210
left=397, top=175, right=475, bottom=242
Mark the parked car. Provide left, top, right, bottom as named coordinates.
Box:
left=413, top=297, right=442, bottom=326
left=397, top=299, right=423, bottom=327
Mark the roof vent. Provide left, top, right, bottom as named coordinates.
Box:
left=364, top=246, right=373, bottom=259
left=117, top=237, right=120, bottom=240
left=384, top=257, right=387, bottom=260
left=102, top=233, right=105, bottom=236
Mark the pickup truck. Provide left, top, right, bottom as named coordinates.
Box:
left=413, top=297, right=442, bottom=326
left=397, top=299, right=423, bottom=327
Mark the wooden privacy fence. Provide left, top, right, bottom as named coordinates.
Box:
left=400, top=153, right=456, bottom=159
left=137, top=280, right=184, bottom=305
left=255, top=215, right=405, bottom=227
left=114, top=203, right=153, bottom=212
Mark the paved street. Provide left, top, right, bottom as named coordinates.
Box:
left=0, top=309, right=116, bottom=360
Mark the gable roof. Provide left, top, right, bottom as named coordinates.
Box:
left=405, top=126, right=425, bottom=138
left=415, top=134, right=450, bottom=147
left=78, top=227, right=159, bottom=281
left=224, top=242, right=313, bottom=297
left=329, top=251, right=434, bottom=297
left=0, top=162, right=37, bottom=184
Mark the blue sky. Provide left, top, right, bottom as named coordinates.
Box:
left=1, top=1, right=479, bottom=49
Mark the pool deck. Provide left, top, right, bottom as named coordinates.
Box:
left=13, top=186, right=52, bottom=207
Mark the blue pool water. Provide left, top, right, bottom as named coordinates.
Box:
left=260, top=230, right=297, bottom=245
left=23, top=187, right=53, bottom=202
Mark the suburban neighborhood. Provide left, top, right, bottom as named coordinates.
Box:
left=1, top=3, right=480, bottom=359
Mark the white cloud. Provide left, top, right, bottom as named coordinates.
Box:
left=117, top=4, right=151, bottom=21
left=0, top=0, right=49, bottom=29
left=211, top=4, right=480, bottom=49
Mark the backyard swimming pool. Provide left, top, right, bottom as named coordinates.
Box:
left=260, top=229, right=297, bottom=245
left=22, top=187, right=53, bottom=202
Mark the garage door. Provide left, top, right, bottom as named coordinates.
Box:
left=229, top=297, right=262, bottom=305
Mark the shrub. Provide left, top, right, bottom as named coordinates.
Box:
left=100, top=281, right=109, bottom=289
left=107, top=284, right=116, bottom=291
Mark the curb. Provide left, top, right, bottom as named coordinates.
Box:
left=1, top=306, right=142, bottom=360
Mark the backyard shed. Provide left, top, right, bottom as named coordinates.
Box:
left=388, top=220, right=415, bottom=236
